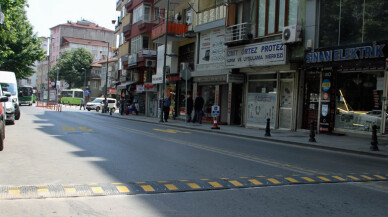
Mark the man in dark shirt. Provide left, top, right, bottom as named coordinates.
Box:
left=192, top=93, right=204, bottom=124
left=163, top=95, right=171, bottom=122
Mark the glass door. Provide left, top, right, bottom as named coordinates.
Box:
left=279, top=79, right=293, bottom=129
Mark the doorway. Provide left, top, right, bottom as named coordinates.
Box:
left=302, top=72, right=321, bottom=129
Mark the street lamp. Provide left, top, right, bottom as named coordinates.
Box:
left=160, top=0, right=171, bottom=122
left=82, top=67, right=87, bottom=89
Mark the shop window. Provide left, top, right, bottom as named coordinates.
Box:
left=335, top=71, right=384, bottom=132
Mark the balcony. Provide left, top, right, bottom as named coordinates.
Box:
left=225, top=22, right=252, bottom=45
left=153, top=0, right=187, bottom=8
left=116, top=0, right=122, bottom=11
left=91, top=74, right=101, bottom=79
left=152, top=22, right=188, bottom=40
left=124, top=21, right=153, bottom=41
left=123, top=24, right=131, bottom=37
left=197, top=5, right=226, bottom=26
left=126, top=0, right=153, bottom=12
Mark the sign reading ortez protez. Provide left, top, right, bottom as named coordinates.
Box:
left=225, top=40, right=286, bottom=68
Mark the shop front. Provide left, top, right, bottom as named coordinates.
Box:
left=304, top=41, right=388, bottom=134
left=226, top=40, right=298, bottom=130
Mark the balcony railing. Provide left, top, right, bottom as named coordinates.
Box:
left=152, top=22, right=188, bottom=39
left=123, top=24, right=131, bottom=36
left=225, top=22, right=251, bottom=44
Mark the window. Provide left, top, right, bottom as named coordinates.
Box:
left=131, top=35, right=149, bottom=54
left=133, top=4, right=151, bottom=23
left=93, top=81, right=98, bottom=89
left=154, top=7, right=160, bottom=20
left=198, top=0, right=224, bottom=12
left=257, top=0, right=296, bottom=37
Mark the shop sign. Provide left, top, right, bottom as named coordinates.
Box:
left=136, top=85, right=145, bottom=93
left=193, top=75, right=227, bottom=83
left=119, top=76, right=127, bottom=82
left=306, top=44, right=385, bottom=64
left=322, top=79, right=331, bottom=91
left=199, top=27, right=227, bottom=64
left=128, top=54, right=137, bottom=66
left=227, top=74, right=244, bottom=84
left=140, top=49, right=157, bottom=57
left=225, top=40, right=286, bottom=68
left=168, top=75, right=181, bottom=82
left=152, top=74, right=163, bottom=84
left=144, top=83, right=157, bottom=92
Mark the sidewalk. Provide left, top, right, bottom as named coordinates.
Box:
left=99, top=112, right=388, bottom=158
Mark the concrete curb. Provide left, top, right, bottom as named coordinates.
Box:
left=99, top=113, right=388, bottom=159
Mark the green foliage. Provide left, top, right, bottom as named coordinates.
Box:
left=51, top=48, right=93, bottom=89
left=0, top=0, right=45, bottom=79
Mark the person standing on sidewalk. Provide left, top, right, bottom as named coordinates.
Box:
left=186, top=94, right=193, bottom=122
left=192, top=93, right=204, bottom=124
left=163, top=95, right=171, bottom=122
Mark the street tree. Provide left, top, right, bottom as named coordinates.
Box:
left=51, top=48, right=93, bottom=89
left=0, top=0, right=45, bottom=79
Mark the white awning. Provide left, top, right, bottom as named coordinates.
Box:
left=117, top=81, right=137, bottom=90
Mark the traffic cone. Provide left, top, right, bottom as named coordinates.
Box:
left=211, top=117, right=220, bottom=130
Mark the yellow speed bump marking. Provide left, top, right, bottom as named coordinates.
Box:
left=374, top=175, right=387, bottom=180
left=116, top=186, right=130, bottom=193
left=78, top=127, right=93, bottom=132
left=165, top=184, right=178, bottom=191
left=267, top=178, right=281, bottom=184
left=187, top=183, right=201, bottom=189
left=8, top=190, right=20, bottom=195
left=209, top=182, right=223, bottom=188
left=248, top=179, right=263, bottom=185
left=332, top=176, right=346, bottom=181
left=141, top=185, right=155, bottom=192
left=61, top=126, right=76, bottom=131
left=91, top=187, right=104, bottom=194
left=153, top=129, right=191, bottom=134
left=64, top=188, right=76, bottom=194
left=37, top=188, right=49, bottom=193
left=285, top=177, right=299, bottom=183
left=301, top=177, right=315, bottom=182
left=347, top=175, right=360, bottom=181
left=361, top=175, right=373, bottom=180
left=229, top=180, right=243, bottom=187
left=317, top=176, right=331, bottom=182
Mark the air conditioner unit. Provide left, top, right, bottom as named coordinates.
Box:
left=145, top=59, right=156, bottom=67
left=282, top=25, right=302, bottom=44
left=186, top=10, right=193, bottom=25
left=180, top=62, right=189, bottom=72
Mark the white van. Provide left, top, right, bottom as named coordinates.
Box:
left=0, top=71, right=20, bottom=123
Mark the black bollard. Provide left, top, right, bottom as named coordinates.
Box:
left=265, top=118, right=271, bottom=137
left=309, top=121, right=316, bottom=142
left=370, top=125, right=379, bottom=151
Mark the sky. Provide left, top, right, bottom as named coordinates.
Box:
left=26, top=0, right=120, bottom=37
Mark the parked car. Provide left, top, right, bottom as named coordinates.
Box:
left=86, top=98, right=117, bottom=113
left=0, top=86, right=10, bottom=151
left=3, top=91, right=15, bottom=125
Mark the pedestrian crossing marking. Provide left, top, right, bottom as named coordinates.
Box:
left=229, top=180, right=243, bottom=187
left=187, top=183, right=201, bottom=189
left=267, top=178, right=281, bottom=184
left=285, top=177, right=298, bottom=183
left=302, top=177, right=315, bottom=182
left=209, top=182, right=223, bottom=188
left=332, top=176, right=346, bottom=181
left=141, top=185, right=155, bottom=192
left=165, top=184, right=178, bottom=191
left=116, top=186, right=130, bottom=193
left=248, top=179, right=263, bottom=185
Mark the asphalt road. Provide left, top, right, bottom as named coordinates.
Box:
left=0, top=106, right=387, bottom=217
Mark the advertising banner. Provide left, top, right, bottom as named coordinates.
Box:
left=152, top=45, right=165, bottom=84
left=226, top=40, right=286, bottom=68
left=199, top=28, right=226, bottom=65
left=247, top=93, right=277, bottom=127
left=128, top=54, right=137, bottom=66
